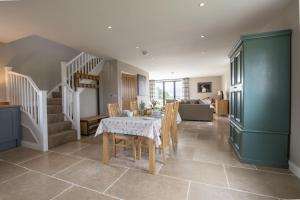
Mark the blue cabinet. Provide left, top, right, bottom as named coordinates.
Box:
left=0, top=105, right=21, bottom=151
left=229, top=30, right=291, bottom=167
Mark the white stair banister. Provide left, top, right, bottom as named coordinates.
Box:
left=60, top=52, right=104, bottom=140
left=6, top=70, right=48, bottom=151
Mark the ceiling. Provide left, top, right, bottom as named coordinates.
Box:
left=0, top=0, right=292, bottom=79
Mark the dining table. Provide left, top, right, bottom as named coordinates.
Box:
left=95, top=116, right=162, bottom=174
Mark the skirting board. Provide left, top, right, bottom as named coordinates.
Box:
left=289, top=160, right=300, bottom=178
left=22, top=141, right=43, bottom=151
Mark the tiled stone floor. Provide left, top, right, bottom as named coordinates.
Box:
left=0, top=116, right=300, bottom=200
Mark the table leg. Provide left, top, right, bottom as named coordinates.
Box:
left=148, top=139, right=156, bottom=175
left=103, top=132, right=110, bottom=163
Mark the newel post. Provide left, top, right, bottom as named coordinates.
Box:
left=38, top=90, right=48, bottom=151
left=74, top=91, right=81, bottom=140
left=61, top=62, right=67, bottom=116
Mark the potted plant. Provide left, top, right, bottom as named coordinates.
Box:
left=139, top=101, right=146, bottom=116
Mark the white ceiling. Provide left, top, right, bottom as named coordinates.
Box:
left=0, top=0, right=292, bottom=79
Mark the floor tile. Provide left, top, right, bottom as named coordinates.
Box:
left=20, top=152, right=82, bottom=175
left=0, top=161, right=28, bottom=183
left=55, top=159, right=126, bottom=192
left=226, top=166, right=300, bottom=199
left=54, top=186, right=115, bottom=200
left=109, top=151, right=163, bottom=173
left=0, top=171, right=70, bottom=200
left=159, top=158, right=228, bottom=187
left=189, top=182, right=276, bottom=200
left=81, top=135, right=103, bottom=145
left=106, top=169, right=189, bottom=200
left=0, top=147, right=44, bottom=164
left=50, top=141, right=90, bottom=154
left=193, top=148, right=255, bottom=169
left=173, top=145, right=195, bottom=160
left=72, top=144, right=104, bottom=161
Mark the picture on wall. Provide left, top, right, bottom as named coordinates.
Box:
left=137, top=74, right=147, bottom=96
left=197, top=82, right=212, bottom=93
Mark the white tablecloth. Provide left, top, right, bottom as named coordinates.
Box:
left=95, top=117, right=162, bottom=145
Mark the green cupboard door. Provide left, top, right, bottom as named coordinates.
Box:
left=235, top=91, right=243, bottom=125
left=230, top=60, right=235, bottom=86
left=235, top=50, right=243, bottom=85
left=230, top=92, right=235, bottom=120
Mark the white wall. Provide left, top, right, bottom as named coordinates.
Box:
left=80, top=88, right=99, bottom=118
left=0, top=35, right=80, bottom=90
left=189, top=76, right=222, bottom=99
left=261, top=0, right=300, bottom=177
left=221, top=67, right=230, bottom=100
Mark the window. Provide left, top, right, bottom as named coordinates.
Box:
left=154, top=80, right=182, bottom=106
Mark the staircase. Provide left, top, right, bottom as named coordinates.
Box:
left=47, top=87, right=76, bottom=148
left=1, top=52, right=104, bottom=151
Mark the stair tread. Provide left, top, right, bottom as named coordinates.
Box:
left=48, top=129, right=76, bottom=137
left=48, top=121, right=70, bottom=126
left=48, top=113, right=64, bottom=116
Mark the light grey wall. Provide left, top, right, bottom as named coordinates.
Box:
left=0, top=35, right=80, bottom=90
left=189, top=76, right=222, bottom=99
left=99, top=60, right=150, bottom=114
left=261, top=0, right=300, bottom=174
left=117, top=60, right=150, bottom=107
left=99, top=60, right=119, bottom=114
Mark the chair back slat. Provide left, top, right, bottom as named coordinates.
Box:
left=161, top=103, right=174, bottom=144
left=107, top=103, right=121, bottom=117
left=130, top=101, right=138, bottom=111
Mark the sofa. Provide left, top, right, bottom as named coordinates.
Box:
left=178, top=100, right=214, bottom=121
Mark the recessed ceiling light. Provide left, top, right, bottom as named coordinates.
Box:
left=201, top=35, right=205, bottom=38
left=199, top=2, right=205, bottom=7
left=136, top=46, right=140, bottom=49
left=107, top=26, right=112, bottom=29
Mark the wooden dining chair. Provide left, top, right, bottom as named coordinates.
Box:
left=107, top=103, right=121, bottom=117
left=171, top=101, right=180, bottom=148
left=129, top=101, right=138, bottom=111
left=137, top=103, right=174, bottom=163
left=107, top=103, right=137, bottom=160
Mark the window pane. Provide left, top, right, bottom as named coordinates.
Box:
left=175, top=81, right=182, bottom=100
left=164, top=81, right=175, bottom=103
left=154, top=82, right=163, bottom=106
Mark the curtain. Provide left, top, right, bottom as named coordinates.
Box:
left=149, top=80, right=155, bottom=101
left=182, top=78, right=190, bottom=100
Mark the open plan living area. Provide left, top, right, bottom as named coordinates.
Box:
left=0, top=0, right=300, bottom=200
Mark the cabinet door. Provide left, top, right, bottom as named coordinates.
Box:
left=230, top=92, right=235, bottom=119
left=235, top=91, right=243, bottom=124
left=230, top=123, right=241, bottom=150
left=235, top=51, right=243, bottom=85
left=230, top=60, right=235, bottom=86
left=0, top=109, right=16, bottom=143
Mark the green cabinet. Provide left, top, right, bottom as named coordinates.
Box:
left=229, top=30, right=291, bottom=167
